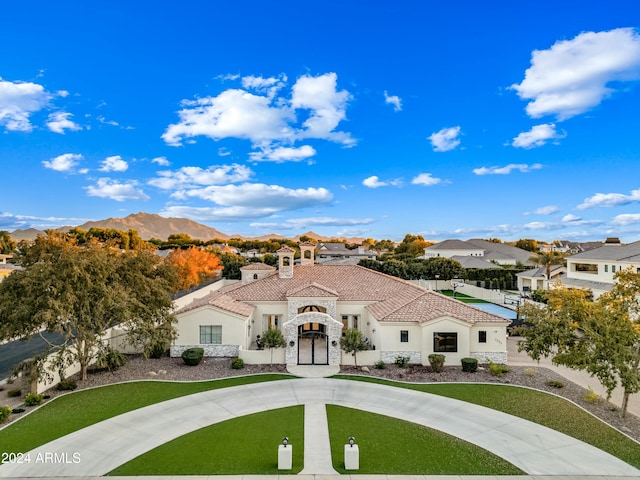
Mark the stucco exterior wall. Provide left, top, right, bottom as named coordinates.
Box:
left=420, top=318, right=471, bottom=365
left=174, top=307, right=249, bottom=350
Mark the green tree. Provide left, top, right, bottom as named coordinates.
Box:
left=218, top=253, right=247, bottom=280
left=514, top=238, right=539, bottom=252
left=261, top=327, right=286, bottom=365
left=517, top=279, right=640, bottom=417
left=340, top=328, right=367, bottom=368
left=529, top=251, right=565, bottom=288
left=0, top=238, right=178, bottom=380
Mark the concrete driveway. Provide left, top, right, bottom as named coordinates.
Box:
left=0, top=378, right=637, bottom=477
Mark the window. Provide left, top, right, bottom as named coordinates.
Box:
left=478, top=330, right=487, bottom=343
left=264, top=314, right=280, bottom=330
left=341, top=315, right=348, bottom=334
left=612, top=265, right=616, bottom=273
left=434, top=332, right=457, bottom=352
left=253, top=274, right=258, bottom=280
left=604, top=265, right=608, bottom=273
left=200, top=325, right=222, bottom=344
left=400, top=330, right=409, bottom=342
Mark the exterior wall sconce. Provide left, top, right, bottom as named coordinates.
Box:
left=349, top=436, right=355, bottom=447
left=289, top=340, right=295, bottom=347
left=331, top=340, right=337, bottom=346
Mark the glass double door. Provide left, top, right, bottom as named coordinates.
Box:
left=297, top=323, right=328, bottom=365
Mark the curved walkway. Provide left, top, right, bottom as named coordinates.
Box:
left=0, top=378, right=638, bottom=477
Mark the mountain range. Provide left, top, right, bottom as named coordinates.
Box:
left=9, top=212, right=367, bottom=244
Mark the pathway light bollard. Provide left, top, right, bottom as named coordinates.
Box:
left=278, top=436, right=292, bottom=470
left=344, top=436, right=359, bottom=470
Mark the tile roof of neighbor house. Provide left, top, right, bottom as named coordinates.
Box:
left=567, top=240, right=640, bottom=262
left=466, top=239, right=534, bottom=265
left=427, top=239, right=479, bottom=250
left=450, top=255, right=497, bottom=269
left=177, top=292, right=257, bottom=317
left=516, top=265, right=565, bottom=278
left=177, top=264, right=508, bottom=325
left=558, top=275, right=615, bottom=292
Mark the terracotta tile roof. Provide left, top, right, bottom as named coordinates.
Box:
left=176, top=292, right=256, bottom=317
left=286, top=282, right=339, bottom=297
left=179, top=265, right=509, bottom=325
left=240, top=262, right=276, bottom=271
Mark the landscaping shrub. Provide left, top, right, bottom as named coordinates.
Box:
left=23, top=392, right=44, bottom=406
left=11, top=408, right=25, bottom=414
left=7, top=388, right=21, bottom=398
left=181, top=348, right=204, bottom=366
left=545, top=380, right=565, bottom=389
left=149, top=343, right=167, bottom=359
left=57, top=379, right=78, bottom=391
left=487, top=361, right=509, bottom=378
left=461, top=357, right=478, bottom=373
left=524, top=368, right=536, bottom=376
left=0, top=405, right=11, bottom=423
left=374, top=360, right=386, bottom=369
left=583, top=386, right=603, bottom=404
left=394, top=355, right=410, bottom=368
left=96, top=347, right=128, bottom=372
left=428, top=354, right=445, bottom=373
left=231, top=357, right=244, bottom=369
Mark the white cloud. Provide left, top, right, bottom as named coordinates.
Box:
left=42, top=153, right=84, bottom=172
left=249, top=145, right=316, bottom=163
left=218, top=147, right=231, bottom=157
left=562, top=214, right=581, bottom=222
left=0, top=77, right=52, bottom=131
left=149, top=164, right=253, bottom=190
left=99, top=155, right=128, bottom=172
left=428, top=126, right=461, bottom=152
left=511, top=123, right=566, bottom=149
left=151, top=156, right=170, bottom=166
left=291, top=72, right=355, bottom=146
left=577, top=188, right=640, bottom=209
left=362, top=175, right=402, bottom=188
left=176, top=183, right=332, bottom=211
left=473, top=163, right=543, bottom=175
left=250, top=216, right=375, bottom=230
left=411, top=173, right=442, bottom=186
left=612, top=213, right=640, bottom=226
left=384, top=91, right=402, bottom=111
left=0, top=212, right=90, bottom=231
left=162, top=72, right=355, bottom=155
left=85, top=178, right=150, bottom=201
left=511, top=28, right=640, bottom=120
left=46, top=111, right=81, bottom=134
left=527, top=205, right=560, bottom=215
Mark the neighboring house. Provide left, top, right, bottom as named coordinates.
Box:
left=516, top=265, right=566, bottom=294
left=173, top=243, right=510, bottom=367
left=315, top=242, right=377, bottom=265
left=424, top=239, right=533, bottom=266
left=559, top=240, right=640, bottom=299
left=241, top=249, right=264, bottom=259
left=552, top=240, right=603, bottom=254
left=0, top=254, right=20, bottom=282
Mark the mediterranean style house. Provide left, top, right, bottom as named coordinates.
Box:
left=172, top=243, right=511, bottom=366
left=424, top=239, right=534, bottom=267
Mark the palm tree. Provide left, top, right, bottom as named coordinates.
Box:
left=529, top=251, right=565, bottom=288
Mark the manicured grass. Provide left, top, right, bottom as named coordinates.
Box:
left=108, top=406, right=304, bottom=475
left=0, top=374, right=295, bottom=455
left=326, top=405, right=523, bottom=475
left=333, top=376, right=640, bottom=469
left=440, top=290, right=490, bottom=303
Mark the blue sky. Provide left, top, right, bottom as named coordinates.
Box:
left=2, top=1, right=640, bottom=242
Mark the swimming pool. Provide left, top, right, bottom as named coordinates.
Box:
left=470, top=302, right=518, bottom=320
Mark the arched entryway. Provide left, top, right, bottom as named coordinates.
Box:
left=298, top=322, right=328, bottom=365
left=283, top=311, right=342, bottom=365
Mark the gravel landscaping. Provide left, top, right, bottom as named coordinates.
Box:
left=1, top=354, right=639, bottom=443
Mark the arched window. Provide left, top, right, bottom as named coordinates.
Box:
left=304, top=250, right=312, bottom=259
left=298, top=305, right=327, bottom=314
left=283, top=257, right=291, bottom=266
left=253, top=274, right=258, bottom=280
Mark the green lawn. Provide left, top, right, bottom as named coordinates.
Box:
left=326, top=405, right=523, bottom=475
left=332, top=376, right=640, bottom=469
left=108, top=406, right=305, bottom=475
left=440, top=290, right=490, bottom=303
left=0, top=374, right=295, bottom=455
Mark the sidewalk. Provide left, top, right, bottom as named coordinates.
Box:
left=508, top=336, right=640, bottom=418
left=0, top=378, right=637, bottom=477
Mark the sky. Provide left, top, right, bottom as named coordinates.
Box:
left=2, top=1, right=640, bottom=242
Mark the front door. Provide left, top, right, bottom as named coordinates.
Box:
left=297, top=323, right=328, bottom=365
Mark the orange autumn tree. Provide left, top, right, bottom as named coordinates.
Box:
left=168, top=247, right=223, bottom=292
